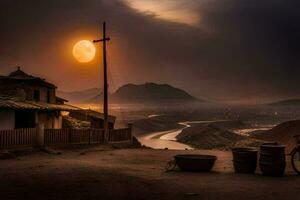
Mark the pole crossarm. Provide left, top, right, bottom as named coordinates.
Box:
left=93, top=37, right=110, bottom=43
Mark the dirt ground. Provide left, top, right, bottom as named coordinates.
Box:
left=1, top=147, right=300, bottom=200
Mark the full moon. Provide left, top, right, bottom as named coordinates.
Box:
left=73, top=40, right=96, bottom=63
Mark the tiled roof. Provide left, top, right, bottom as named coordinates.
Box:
left=9, top=67, right=36, bottom=79
left=56, top=96, right=68, bottom=103
left=0, top=97, right=80, bottom=111
left=0, top=67, right=56, bottom=88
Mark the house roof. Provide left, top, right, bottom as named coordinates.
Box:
left=56, top=96, right=68, bottom=103
left=70, top=109, right=116, bottom=123
left=9, top=67, right=36, bottom=79
left=0, top=96, right=80, bottom=111
left=0, top=67, right=56, bottom=88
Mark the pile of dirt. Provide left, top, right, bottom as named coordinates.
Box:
left=251, top=120, right=300, bottom=151
left=176, top=122, right=246, bottom=149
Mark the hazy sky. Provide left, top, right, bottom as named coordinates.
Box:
left=1, top=0, right=300, bottom=103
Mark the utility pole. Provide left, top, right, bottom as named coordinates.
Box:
left=93, top=22, right=110, bottom=141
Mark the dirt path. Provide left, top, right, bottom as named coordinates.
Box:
left=0, top=148, right=300, bottom=200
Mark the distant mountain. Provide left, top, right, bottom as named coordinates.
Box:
left=59, top=83, right=205, bottom=105
left=268, top=99, right=300, bottom=107
left=110, top=83, right=203, bottom=104
left=57, top=88, right=101, bottom=103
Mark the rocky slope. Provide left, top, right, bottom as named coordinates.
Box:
left=176, top=122, right=246, bottom=149
left=251, top=120, right=300, bottom=151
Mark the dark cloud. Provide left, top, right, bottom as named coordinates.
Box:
left=198, top=0, right=300, bottom=96
left=0, top=0, right=300, bottom=103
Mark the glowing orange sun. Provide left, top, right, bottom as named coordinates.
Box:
left=73, top=40, right=96, bottom=63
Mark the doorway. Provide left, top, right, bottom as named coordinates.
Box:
left=15, top=110, right=36, bottom=128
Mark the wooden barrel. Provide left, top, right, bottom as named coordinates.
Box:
left=259, top=143, right=286, bottom=176
left=232, top=148, right=258, bottom=174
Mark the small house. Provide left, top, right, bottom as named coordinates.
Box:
left=0, top=67, right=79, bottom=130
left=69, top=109, right=116, bottom=129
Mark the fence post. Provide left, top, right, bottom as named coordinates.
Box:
left=128, top=123, right=133, bottom=141
left=36, top=124, right=45, bottom=150
left=107, top=129, right=110, bottom=143
left=89, top=129, right=91, bottom=145
left=68, top=129, right=72, bottom=144
left=105, top=129, right=110, bottom=143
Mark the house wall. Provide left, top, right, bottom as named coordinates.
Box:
left=25, top=86, right=56, bottom=103
left=37, top=112, right=51, bottom=129
left=0, top=110, right=15, bottom=130
left=53, top=115, right=62, bottom=129
left=37, top=112, right=62, bottom=129
left=0, top=80, right=56, bottom=103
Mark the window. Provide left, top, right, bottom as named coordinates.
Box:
left=47, top=90, right=51, bottom=103
left=33, top=90, right=40, bottom=101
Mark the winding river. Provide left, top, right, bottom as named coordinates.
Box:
left=138, top=120, right=229, bottom=150
left=138, top=122, right=193, bottom=150
left=137, top=118, right=271, bottom=150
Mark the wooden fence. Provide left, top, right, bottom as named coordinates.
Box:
left=0, top=128, right=37, bottom=149
left=44, top=129, right=105, bottom=145
left=0, top=127, right=132, bottom=149
left=108, top=128, right=132, bottom=142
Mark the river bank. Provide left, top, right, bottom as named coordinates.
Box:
left=138, top=129, right=193, bottom=150
left=137, top=120, right=235, bottom=150
left=134, top=115, right=270, bottom=150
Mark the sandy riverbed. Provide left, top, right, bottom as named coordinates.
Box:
left=0, top=147, right=300, bottom=200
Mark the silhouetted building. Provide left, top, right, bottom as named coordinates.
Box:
left=69, top=109, right=116, bottom=129
left=0, top=67, right=78, bottom=130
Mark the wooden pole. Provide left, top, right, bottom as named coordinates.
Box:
left=102, top=22, right=109, bottom=141
left=93, top=22, right=111, bottom=142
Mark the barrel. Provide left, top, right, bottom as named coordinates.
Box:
left=232, top=148, right=258, bottom=174
left=259, top=143, right=286, bottom=176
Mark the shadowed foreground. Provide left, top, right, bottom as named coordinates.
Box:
left=0, top=148, right=300, bottom=200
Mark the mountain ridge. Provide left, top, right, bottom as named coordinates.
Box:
left=58, top=82, right=205, bottom=104
left=268, top=99, right=300, bottom=107
left=110, top=82, right=202, bottom=104
left=57, top=88, right=101, bottom=103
